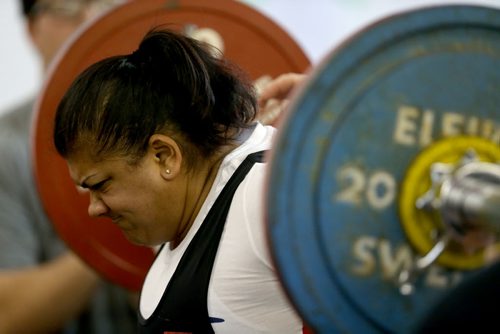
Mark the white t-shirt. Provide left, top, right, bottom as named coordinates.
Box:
left=140, top=122, right=302, bottom=333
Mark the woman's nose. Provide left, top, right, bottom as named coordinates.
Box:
left=88, top=192, right=109, bottom=217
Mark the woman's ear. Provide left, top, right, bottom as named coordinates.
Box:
left=148, top=134, right=182, bottom=180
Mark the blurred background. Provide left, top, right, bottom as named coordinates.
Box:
left=1, top=0, right=499, bottom=115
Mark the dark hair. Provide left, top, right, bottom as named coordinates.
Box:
left=54, top=27, right=257, bottom=166
left=21, top=0, right=37, bottom=16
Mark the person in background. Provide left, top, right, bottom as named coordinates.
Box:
left=0, top=1, right=138, bottom=333
left=53, top=27, right=303, bottom=333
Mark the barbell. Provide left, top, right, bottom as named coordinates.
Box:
left=33, top=1, right=500, bottom=333
left=266, top=4, right=500, bottom=332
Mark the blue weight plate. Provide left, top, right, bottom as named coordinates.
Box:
left=266, top=5, right=500, bottom=333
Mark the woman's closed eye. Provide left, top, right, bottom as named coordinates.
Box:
left=82, top=179, right=110, bottom=192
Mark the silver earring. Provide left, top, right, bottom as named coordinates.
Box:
left=166, top=169, right=171, bottom=174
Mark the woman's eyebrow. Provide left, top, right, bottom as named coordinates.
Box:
left=78, top=173, right=98, bottom=189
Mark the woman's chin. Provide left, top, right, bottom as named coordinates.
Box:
left=121, top=230, right=146, bottom=246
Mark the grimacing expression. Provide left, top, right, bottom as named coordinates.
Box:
left=66, top=149, right=186, bottom=247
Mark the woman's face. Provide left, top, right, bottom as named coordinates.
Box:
left=66, top=148, right=186, bottom=247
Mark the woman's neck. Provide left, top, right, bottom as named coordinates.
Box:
left=170, top=142, right=239, bottom=249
